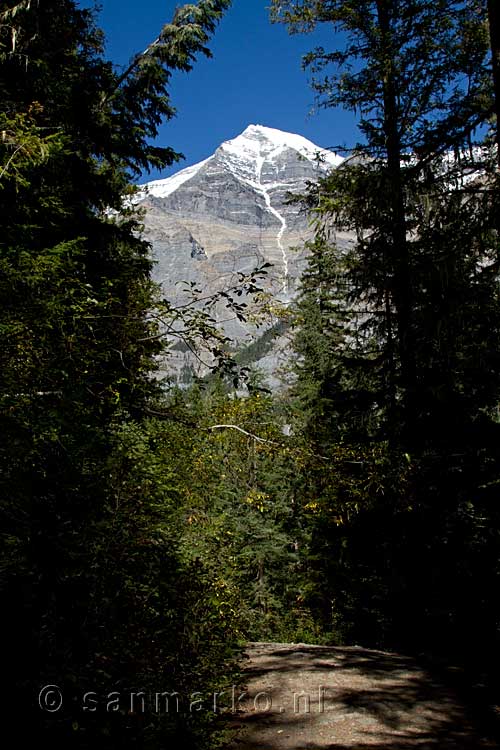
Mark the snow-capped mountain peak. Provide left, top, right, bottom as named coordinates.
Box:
left=221, top=124, right=342, bottom=168
left=218, top=124, right=343, bottom=185
left=141, top=124, right=342, bottom=198
left=138, top=124, right=352, bottom=386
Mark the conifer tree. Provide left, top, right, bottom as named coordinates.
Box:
left=273, top=0, right=492, bottom=445
left=487, top=0, right=500, bottom=159
left=273, top=0, right=500, bottom=654
left=0, top=1, right=235, bottom=746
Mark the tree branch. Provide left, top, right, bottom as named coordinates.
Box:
left=207, top=424, right=278, bottom=444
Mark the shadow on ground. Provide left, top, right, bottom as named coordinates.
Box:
left=224, top=642, right=499, bottom=749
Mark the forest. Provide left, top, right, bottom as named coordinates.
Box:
left=1, top=0, right=500, bottom=747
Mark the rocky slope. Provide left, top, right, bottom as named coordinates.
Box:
left=137, top=124, right=347, bottom=386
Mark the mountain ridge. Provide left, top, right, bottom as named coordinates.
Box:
left=140, top=124, right=343, bottom=199
left=137, top=124, right=351, bottom=387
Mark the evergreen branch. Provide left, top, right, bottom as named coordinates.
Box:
left=99, top=0, right=231, bottom=107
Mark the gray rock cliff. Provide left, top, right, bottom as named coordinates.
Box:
left=136, top=124, right=350, bottom=386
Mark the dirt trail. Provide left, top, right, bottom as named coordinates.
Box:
left=226, top=642, right=499, bottom=749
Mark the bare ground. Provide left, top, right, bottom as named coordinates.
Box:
left=225, top=642, right=499, bottom=749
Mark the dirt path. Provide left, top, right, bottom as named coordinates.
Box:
left=226, top=642, right=499, bottom=749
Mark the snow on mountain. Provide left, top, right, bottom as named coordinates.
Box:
left=137, top=124, right=350, bottom=388
left=137, top=156, right=214, bottom=200
left=137, top=124, right=345, bottom=303
left=220, top=124, right=343, bottom=182
left=141, top=124, right=343, bottom=198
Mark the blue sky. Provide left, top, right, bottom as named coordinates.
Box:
left=95, top=0, right=357, bottom=181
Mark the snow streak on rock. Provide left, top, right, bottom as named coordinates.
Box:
left=135, top=125, right=345, bottom=387
left=139, top=124, right=343, bottom=296
left=255, top=154, right=289, bottom=296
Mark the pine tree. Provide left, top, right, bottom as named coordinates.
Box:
left=274, top=0, right=492, bottom=442
left=292, top=231, right=383, bottom=446
left=487, top=0, right=500, bottom=159
left=273, top=0, right=500, bottom=655
left=0, top=2, right=235, bottom=746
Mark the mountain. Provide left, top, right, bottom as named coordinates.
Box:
left=137, top=124, right=347, bottom=387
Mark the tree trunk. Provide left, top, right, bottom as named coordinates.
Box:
left=375, top=0, right=416, bottom=446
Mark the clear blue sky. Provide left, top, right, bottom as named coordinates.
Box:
left=94, top=0, right=357, bottom=181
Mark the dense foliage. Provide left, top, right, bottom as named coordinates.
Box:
left=2, top=0, right=500, bottom=746
left=269, top=0, right=500, bottom=668
left=0, top=2, right=246, bottom=748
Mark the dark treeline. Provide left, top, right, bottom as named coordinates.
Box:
left=270, top=0, right=500, bottom=663
left=1, top=0, right=500, bottom=748
left=0, top=2, right=240, bottom=748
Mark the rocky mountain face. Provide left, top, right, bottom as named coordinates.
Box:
left=137, top=124, right=347, bottom=387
